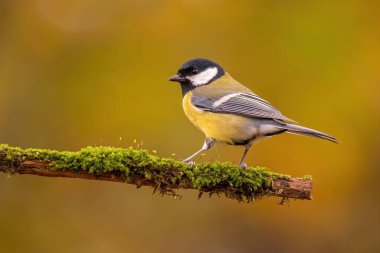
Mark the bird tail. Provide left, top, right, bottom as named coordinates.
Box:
left=277, top=123, right=338, bottom=143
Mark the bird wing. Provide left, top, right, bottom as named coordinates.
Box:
left=191, top=92, right=295, bottom=123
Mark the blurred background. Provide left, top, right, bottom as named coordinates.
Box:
left=0, top=0, right=379, bottom=252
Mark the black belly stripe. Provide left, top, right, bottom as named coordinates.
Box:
left=231, top=136, right=256, bottom=146
left=231, top=129, right=287, bottom=145
left=264, top=129, right=287, bottom=136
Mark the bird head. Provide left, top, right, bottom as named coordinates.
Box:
left=168, top=58, right=225, bottom=87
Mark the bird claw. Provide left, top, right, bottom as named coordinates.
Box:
left=239, top=163, right=248, bottom=169
left=182, top=160, right=195, bottom=166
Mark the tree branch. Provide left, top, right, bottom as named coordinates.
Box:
left=0, top=144, right=312, bottom=202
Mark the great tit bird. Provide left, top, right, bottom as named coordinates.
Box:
left=169, top=58, right=337, bottom=167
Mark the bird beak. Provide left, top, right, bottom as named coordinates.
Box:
left=168, top=74, right=185, bottom=82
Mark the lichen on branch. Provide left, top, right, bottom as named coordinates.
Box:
left=0, top=144, right=312, bottom=202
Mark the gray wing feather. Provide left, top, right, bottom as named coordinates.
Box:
left=192, top=93, right=295, bottom=122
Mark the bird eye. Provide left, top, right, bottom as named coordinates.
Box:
left=191, top=69, right=199, bottom=75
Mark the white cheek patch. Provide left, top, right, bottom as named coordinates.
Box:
left=187, top=67, right=218, bottom=86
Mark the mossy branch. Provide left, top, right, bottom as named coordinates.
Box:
left=0, top=144, right=312, bottom=202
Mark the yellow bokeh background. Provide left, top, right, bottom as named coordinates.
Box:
left=0, top=1, right=379, bottom=252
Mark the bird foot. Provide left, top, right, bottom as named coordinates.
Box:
left=182, top=160, right=195, bottom=166
left=239, top=163, right=248, bottom=169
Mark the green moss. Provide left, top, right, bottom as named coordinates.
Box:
left=0, top=144, right=290, bottom=202
left=302, top=175, right=313, bottom=180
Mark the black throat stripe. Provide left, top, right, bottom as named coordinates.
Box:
left=180, top=83, right=196, bottom=97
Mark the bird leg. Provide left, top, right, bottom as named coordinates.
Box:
left=238, top=143, right=252, bottom=168
left=183, top=137, right=214, bottom=164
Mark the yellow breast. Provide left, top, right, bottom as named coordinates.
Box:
left=182, top=92, right=256, bottom=144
